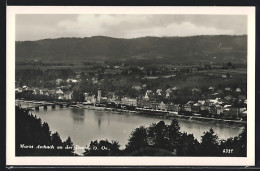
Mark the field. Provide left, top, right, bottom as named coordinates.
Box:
left=144, top=68, right=247, bottom=92
left=197, top=68, right=247, bottom=75
left=16, top=60, right=247, bottom=95
left=15, top=63, right=101, bottom=74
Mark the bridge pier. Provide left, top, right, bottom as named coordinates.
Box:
left=43, top=105, right=47, bottom=110
left=51, top=104, right=56, bottom=109
left=35, top=106, right=39, bottom=111
left=59, top=104, right=63, bottom=108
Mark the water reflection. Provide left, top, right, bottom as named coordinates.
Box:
left=70, top=108, right=85, bottom=124
left=20, top=104, right=244, bottom=155
left=94, top=112, right=105, bottom=129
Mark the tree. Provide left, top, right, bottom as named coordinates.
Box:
left=147, top=121, right=170, bottom=150
left=168, top=119, right=182, bottom=151
left=226, top=72, right=231, bottom=78
left=41, top=122, right=51, bottom=145
left=125, top=126, right=148, bottom=152
left=219, top=127, right=246, bottom=157
left=62, top=136, right=75, bottom=156
left=83, top=140, right=120, bottom=156
left=200, top=128, right=219, bottom=156
left=227, top=62, right=232, bottom=67
left=178, top=132, right=200, bottom=156
left=51, top=132, right=63, bottom=147
left=236, top=127, right=247, bottom=156
left=15, top=106, right=75, bottom=156
left=72, top=86, right=85, bottom=102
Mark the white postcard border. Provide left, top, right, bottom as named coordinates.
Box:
left=6, top=6, right=255, bottom=166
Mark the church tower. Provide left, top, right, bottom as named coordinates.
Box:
left=97, top=88, right=101, bottom=103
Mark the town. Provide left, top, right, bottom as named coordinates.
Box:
left=15, top=60, right=247, bottom=122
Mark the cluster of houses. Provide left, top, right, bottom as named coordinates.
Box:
left=135, top=95, right=246, bottom=119
left=15, top=83, right=247, bottom=120
left=15, top=86, right=73, bottom=100
left=81, top=86, right=247, bottom=120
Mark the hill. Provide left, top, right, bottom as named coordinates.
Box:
left=15, top=35, right=247, bottom=64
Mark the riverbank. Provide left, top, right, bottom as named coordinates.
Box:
left=80, top=103, right=246, bottom=128
left=16, top=99, right=246, bottom=128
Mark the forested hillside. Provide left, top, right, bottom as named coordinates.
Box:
left=16, top=35, right=247, bottom=64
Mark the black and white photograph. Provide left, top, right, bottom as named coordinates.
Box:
left=6, top=6, right=255, bottom=166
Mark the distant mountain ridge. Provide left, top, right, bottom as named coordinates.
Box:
left=15, top=35, right=247, bottom=64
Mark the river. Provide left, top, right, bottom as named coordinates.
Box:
left=16, top=101, right=244, bottom=155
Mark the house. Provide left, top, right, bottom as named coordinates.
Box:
left=85, top=95, right=96, bottom=104
left=121, top=97, right=137, bottom=106
left=92, top=78, right=98, bottom=84
left=187, top=101, right=194, bottom=105
left=143, top=91, right=150, bottom=100
left=42, top=90, right=50, bottom=96
left=137, top=98, right=151, bottom=109
left=100, top=97, right=108, bottom=104
left=166, top=88, right=172, bottom=93
left=224, top=95, right=233, bottom=101
left=158, top=101, right=166, bottom=110
left=172, top=87, right=178, bottom=91
left=182, top=103, right=192, bottom=112
left=209, top=98, right=220, bottom=104
left=22, top=86, right=28, bottom=90
left=223, top=104, right=232, bottom=108
left=192, top=103, right=201, bottom=113
left=223, top=107, right=240, bottom=119
left=209, top=86, right=215, bottom=91
left=146, top=90, right=153, bottom=95
left=76, top=74, right=81, bottom=79
left=132, top=86, right=142, bottom=91
left=107, top=92, right=119, bottom=102
left=149, top=99, right=158, bottom=110
left=236, top=88, right=242, bottom=93
left=197, top=100, right=205, bottom=105
left=225, top=87, right=231, bottom=91
left=192, top=88, right=201, bottom=94
left=32, top=89, right=40, bottom=95
left=64, top=91, right=73, bottom=100
left=39, top=90, right=44, bottom=95
left=138, top=66, right=144, bottom=70
left=56, top=79, right=63, bottom=85
left=67, top=79, right=78, bottom=83
left=166, top=103, right=174, bottom=111
left=49, top=90, right=56, bottom=96
left=57, top=94, right=64, bottom=100
left=173, top=104, right=181, bottom=112
left=209, top=105, right=223, bottom=115
left=15, top=88, right=23, bottom=93
left=44, top=91, right=50, bottom=96
left=56, top=88, right=64, bottom=95
left=200, top=104, right=209, bottom=116
left=84, top=93, right=89, bottom=99
left=156, top=89, right=163, bottom=95
left=200, top=105, right=208, bottom=111
left=165, top=92, right=171, bottom=98
left=211, top=93, right=219, bottom=98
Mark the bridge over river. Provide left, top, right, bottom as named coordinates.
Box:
left=15, top=100, right=72, bottom=111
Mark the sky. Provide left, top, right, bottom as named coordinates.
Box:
left=16, top=14, right=247, bottom=41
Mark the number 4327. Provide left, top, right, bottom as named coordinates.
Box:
left=223, top=149, right=233, bottom=153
